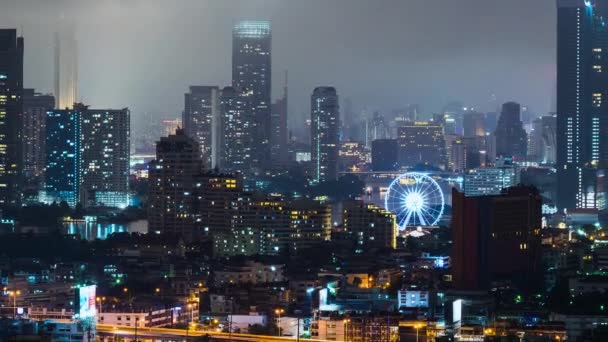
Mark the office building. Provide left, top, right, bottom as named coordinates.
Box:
left=80, top=106, right=130, bottom=208
left=371, top=139, right=399, bottom=171
left=463, top=111, right=486, bottom=137
left=343, top=200, right=397, bottom=249
left=54, top=25, right=78, bottom=109
left=494, top=102, right=527, bottom=160
left=183, top=86, right=220, bottom=167
left=445, top=135, right=496, bottom=172
left=464, top=165, right=519, bottom=196
left=148, top=129, right=203, bottom=240
left=42, top=108, right=81, bottom=207
left=162, top=118, right=181, bottom=137
left=339, top=141, right=368, bottom=172
left=22, top=89, right=54, bottom=185
left=397, top=121, right=445, bottom=168
left=311, top=87, right=339, bottom=183
left=219, top=86, right=253, bottom=175
left=528, top=115, right=557, bottom=164
left=270, top=72, right=288, bottom=167
left=0, top=29, right=23, bottom=207
left=232, top=20, right=271, bottom=172
left=42, top=105, right=130, bottom=208
left=556, top=0, right=608, bottom=209
left=451, top=186, right=542, bottom=291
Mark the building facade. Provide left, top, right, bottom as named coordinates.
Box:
left=343, top=201, right=397, bottom=249
left=494, top=101, right=528, bottom=160
left=148, top=129, right=203, bottom=240
left=183, top=86, right=220, bottom=167
left=464, top=165, right=519, bottom=196
left=22, top=89, right=55, bottom=182
left=0, top=29, right=24, bottom=207
left=397, top=121, right=445, bottom=168
left=311, top=87, right=339, bottom=183
left=451, top=186, right=542, bottom=291
left=232, top=21, right=272, bottom=173
left=219, top=86, right=253, bottom=176
left=371, top=139, right=399, bottom=171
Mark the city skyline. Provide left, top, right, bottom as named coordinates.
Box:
left=1, top=0, right=556, bottom=134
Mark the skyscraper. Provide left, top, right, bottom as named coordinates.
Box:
left=371, top=139, right=399, bottom=171
left=22, top=89, right=55, bottom=196
left=343, top=200, right=397, bottom=249
left=219, top=86, right=253, bottom=175
left=397, top=121, right=446, bottom=168
left=54, top=25, right=78, bottom=109
left=0, top=29, right=24, bottom=207
left=494, top=102, right=527, bottom=160
left=311, top=87, right=339, bottom=183
left=557, top=0, right=608, bottom=209
left=270, top=71, right=288, bottom=167
left=42, top=104, right=130, bottom=208
left=148, top=129, right=203, bottom=240
left=451, top=186, right=542, bottom=291
left=80, top=106, right=130, bottom=208
left=183, top=86, right=220, bottom=167
left=463, top=111, right=486, bottom=137
left=232, top=21, right=271, bottom=173
left=42, top=108, right=81, bottom=207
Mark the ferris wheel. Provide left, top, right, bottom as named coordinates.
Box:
left=384, top=172, right=445, bottom=230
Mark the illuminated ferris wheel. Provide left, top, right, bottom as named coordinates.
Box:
left=384, top=172, right=445, bottom=230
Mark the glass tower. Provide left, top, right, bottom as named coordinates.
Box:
left=0, top=29, right=24, bottom=207
left=232, top=21, right=271, bottom=173
left=557, top=0, right=608, bottom=209
left=311, top=87, right=339, bottom=183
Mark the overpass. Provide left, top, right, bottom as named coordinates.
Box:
left=96, top=324, right=331, bottom=342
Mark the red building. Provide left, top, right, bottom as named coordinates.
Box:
left=451, top=186, right=542, bottom=291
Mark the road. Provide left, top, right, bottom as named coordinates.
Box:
left=96, top=324, right=331, bottom=342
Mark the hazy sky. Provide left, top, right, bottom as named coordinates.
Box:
left=2, top=0, right=556, bottom=131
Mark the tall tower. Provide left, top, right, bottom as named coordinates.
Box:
left=232, top=21, right=271, bottom=173
left=494, top=102, right=527, bottom=160
left=270, top=71, right=288, bottom=167
left=219, top=86, right=253, bottom=176
left=54, top=24, right=78, bottom=109
left=183, top=86, right=220, bottom=167
left=0, top=29, right=24, bottom=207
left=311, top=87, right=339, bottom=183
left=557, top=0, right=608, bottom=209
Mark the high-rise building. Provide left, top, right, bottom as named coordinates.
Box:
left=556, top=1, right=608, bottom=209
left=494, top=102, right=527, bottom=160
left=0, top=29, right=24, bottom=207
left=162, top=118, right=181, bottom=137
left=148, top=129, right=203, bottom=240
left=343, top=200, right=397, bottom=249
left=464, top=165, right=519, bottom=196
left=371, top=139, right=399, bottom=171
left=219, top=86, right=253, bottom=176
left=42, top=108, right=81, bottom=207
left=311, top=87, right=340, bottom=183
left=451, top=186, right=542, bottom=291
left=528, top=115, right=557, bottom=164
left=80, top=106, right=130, bottom=208
left=339, top=141, right=368, bottom=172
left=54, top=25, right=78, bottom=109
left=183, top=86, right=220, bottom=167
left=445, top=135, right=496, bottom=172
left=397, top=121, right=445, bottom=168
left=22, top=90, right=55, bottom=200
left=270, top=71, right=288, bottom=167
left=463, top=111, right=486, bottom=137
left=42, top=104, right=130, bottom=208
left=232, top=20, right=271, bottom=172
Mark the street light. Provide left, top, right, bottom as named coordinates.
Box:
left=274, top=308, right=284, bottom=336
left=343, top=318, right=351, bottom=342
left=9, top=290, right=20, bottom=319
left=414, top=323, right=423, bottom=342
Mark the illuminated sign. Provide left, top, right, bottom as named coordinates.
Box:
left=453, top=299, right=463, bottom=323
left=75, top=285, right=96, bottom=319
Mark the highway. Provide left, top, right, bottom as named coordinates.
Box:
left=96, top=324, right=332, bottom=342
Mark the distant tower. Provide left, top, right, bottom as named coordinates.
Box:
left=183, top=86, right=220, bottom=167
left=556, top=0, right=608, bottom=209
left=232, top=20, right=272, bottom=173
left=54, top=24, right=78, bottom=109
left=494, top=102, right=527, bottom=160
left=311, top=87, right=339, bottom=183
left=270, top=71, right=288, bottom=167
left=220, top=86, right=253, bottom=175
left=0, top=29, right=24, bottom=207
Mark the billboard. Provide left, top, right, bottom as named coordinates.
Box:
left=453, top=299, right=462, bottom=323
left=75, top=285, right=97, bottom=319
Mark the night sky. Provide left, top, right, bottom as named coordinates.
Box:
left=2, top=0, right=556, bottom=132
